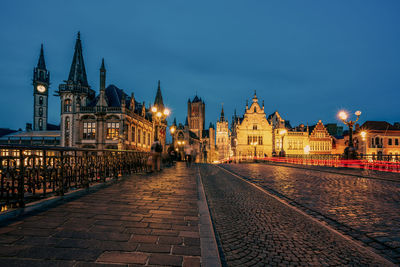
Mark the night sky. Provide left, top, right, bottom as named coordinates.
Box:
left=1, top=1, right=400, bottom=130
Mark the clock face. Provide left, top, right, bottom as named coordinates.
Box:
left=37, top=85, right=46, bottom=93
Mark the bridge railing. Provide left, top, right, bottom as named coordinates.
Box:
left=0, top=145, right=149, bottom=211
left=219, top=154, right=400, bottom=173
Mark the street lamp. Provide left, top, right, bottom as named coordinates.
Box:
left=338, top=110, right=361, bottom=159
left=170, top=125, right=176, bottom=144
left=151, top=105, right=170, bottom=143
left=279, top=129, right=287, bottom=157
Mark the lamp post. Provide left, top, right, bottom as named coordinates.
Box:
left=338, top=110, right=361, bottom=159
left=279, top=129, right=287, bottom=157
left=151, top=105, right=170, bottom=147
left=170, top=125, right=176, bottom=144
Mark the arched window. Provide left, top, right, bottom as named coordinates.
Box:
left=39, top=119, right=43, bottom=130
left=39, top=107, right=43, bottom=116
left=39, top=96, right=43, bottom=105
left=64, top=99, right=72, bottom=112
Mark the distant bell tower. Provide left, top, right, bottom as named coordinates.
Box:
left=187, top=95, right=205, bottom=138
left=33, top=44, right=50, bottom=131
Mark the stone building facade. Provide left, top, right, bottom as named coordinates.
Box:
left=58, top=33, right=163, bottom=150
left=171, top=96, right=216, bottom=163
left=354, top=121, right=400, bottom=157
left=232, top=92, right=273, bottom=158
left=216, top=105, right=230, bottom=161
left=224, top=92, right=335, bottom=160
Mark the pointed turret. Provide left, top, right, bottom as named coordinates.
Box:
left=252, top=90, right=258, bottom=102
left=185, top=116, right=189, bottom=126
left=100, top=58, right=106, bottom=90
left=37, top=44, right=46, bottom=70
left=173, top=118, right=177, bottom=126
left=68, top=31, right=89, bottom=86
left=154, top=80, right=164, bottom=109
left=220, top=104, right=225, bottom=122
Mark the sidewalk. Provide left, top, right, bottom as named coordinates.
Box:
left=0, top=162, right=217, bottom=266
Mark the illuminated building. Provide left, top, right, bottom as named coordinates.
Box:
left=232, top=92, right=273, bottom=157
left=171, top=96, right=216, bottom=163
left=308, top=120, right=333, bottom=154
left=58, top=33, right=163, bottom=150
left=216, top=105, right=231, bottom=161
left=355, top=121, right=400, bottom=158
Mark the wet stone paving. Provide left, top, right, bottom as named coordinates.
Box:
left=217, top=163, right=400, bottom=265
left=0, top=163, right=201, bottom=266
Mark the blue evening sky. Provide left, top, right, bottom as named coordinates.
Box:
left=0, top=0, right=399, bottom=130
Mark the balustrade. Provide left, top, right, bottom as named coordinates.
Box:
left=0, top=145, right=149, bottom=211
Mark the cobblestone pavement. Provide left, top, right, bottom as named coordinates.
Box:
left=220, top=163, right=400, bottom=264
left=199, top=164, right=393, bottom=266
left=0, top=163, right=201, bottom=266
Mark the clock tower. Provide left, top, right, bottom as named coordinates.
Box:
left=33, top=44, right=50, bottom=131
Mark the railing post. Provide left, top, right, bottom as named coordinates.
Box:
left=18, top=149, right=25, bottom=208
left=43, top=150, right=47, bottom=197
left=59, top=151, right=64, bottom=196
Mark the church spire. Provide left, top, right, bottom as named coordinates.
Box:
left=220, top=104, right=225, bottom=122
left=100, top=58, right=106, bottom=91
left=37, top=44, right=46, bottom=70
left=68, top=31, right=89, bottom=86
left=154, top=80, right=164, bottom=109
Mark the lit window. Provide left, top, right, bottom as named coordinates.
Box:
left=258, top=136, right=263, bottom=145
left=253, top=124, right=257, bottom=130
left=64, top=99, right=72, bottom=112
left=106, top=122, right=119, bottom=139
left=83, top=122, right=96, bottom=140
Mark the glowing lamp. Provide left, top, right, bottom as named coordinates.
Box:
left=304, top=145, right=310, bottom=154
left=163, top=109, right=170, bottom=116
left=279, top=129, right=287, bottom=135
left=182, top=141, right=185, bottom=144
left=170, top=126, right=176, bottom=134
left=177, top=141, right=181, bottom=145
left=338, top=111, right=348, bottom=121
left=360, top=131, right=367, bottom=141
left=151, top=106, right=157, bottom=113
left=156, top=112, right=162, bottom=118
left=355, top=110, right=361, bottom=116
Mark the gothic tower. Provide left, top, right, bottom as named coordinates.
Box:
left=187, top=95, right=205, bottom=138
left=58, top=32, right=95, bottom=147
left=33, top=44, right=50, bottom=131
left=216, top=104, right=230, bottom=160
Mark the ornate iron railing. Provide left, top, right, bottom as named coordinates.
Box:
left=0, top=145, right=149, bottom=211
